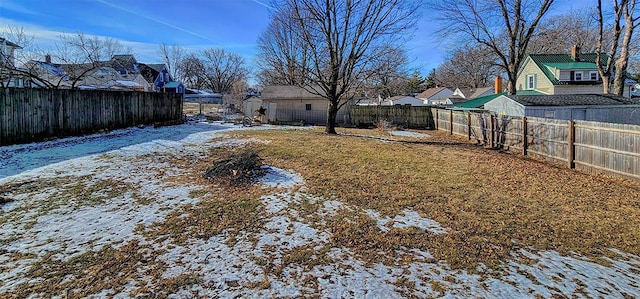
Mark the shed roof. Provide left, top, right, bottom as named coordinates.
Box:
left=506, top=94, right=638, bottom=106
left=455, top=92, right=505, bottom=108
left=261, top=85, right=325, bottom=100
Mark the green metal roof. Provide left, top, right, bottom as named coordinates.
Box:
left=454, top=92, right=505, bottom=108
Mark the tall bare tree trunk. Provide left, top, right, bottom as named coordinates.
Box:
left=326, top=100, right=338, bottom=134
left=596, top=0, right=626, bottom=94
left=613, top=1, right=638, bottom=96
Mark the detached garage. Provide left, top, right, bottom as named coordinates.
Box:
left=484, top=94, right=640, bottom=125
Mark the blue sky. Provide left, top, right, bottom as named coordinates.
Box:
left=1, top=0, right=594, bottom=84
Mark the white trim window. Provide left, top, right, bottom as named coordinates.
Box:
left=526, top=74, right=535, bottom=90
left=590, top=71, right=599, bottom=81
left=574, top=72, right=583, bottom=81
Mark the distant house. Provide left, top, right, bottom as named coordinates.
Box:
left=1, top=37, right=21, bottom=68
left=517, top=46, right=633, bottom=97
left=484, top=94, right=640, bottom=125
left=386, top=95, right=429, bottom=106
left=261, top=85, right=351, bottom=125
left=416, top=87, right=454, bottom=105
left=21, top=54, right=181, bottom=92
left=1, top=38, right=40, bottom=88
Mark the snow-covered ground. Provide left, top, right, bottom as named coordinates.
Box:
left=1, top=122, right=639, bottom=298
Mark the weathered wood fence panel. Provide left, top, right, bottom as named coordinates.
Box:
left=350, top=106, right=434, bottom=129
left=432, top=108, right=640, bottom=181
left=0, top=88, right=183, bottom=146
left=526, top=117, right=570, bottom=163
left=495, top=115, right=524, bottom=151
left=469, top=112, right=492, bottom=145
left=574, top=121, right=640, bottom=180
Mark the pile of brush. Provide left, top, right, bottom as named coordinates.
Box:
left=203, top=148, right=264, bottom=186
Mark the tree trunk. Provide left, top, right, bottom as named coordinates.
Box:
left=325, top=100, right=338, bottom=134
left=602, top=74, right=611, bottom=94
left=613, top=3, right=635, bottom=96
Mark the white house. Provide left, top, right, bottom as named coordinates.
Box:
left=416, top=87, right=454, bottom=105
left=387, top=95, right=429, bottom=106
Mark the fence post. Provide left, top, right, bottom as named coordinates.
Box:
left=490, top=114, right=495, bottom=148
left=522, top=116, right=528, bottom=156
left=568, top=120, right=575, bottom=169
left=467, top=113, right=472, bottom=140
left=435, top=108, right=439, bottom=130
left=449, top=110, right=453, bottom=135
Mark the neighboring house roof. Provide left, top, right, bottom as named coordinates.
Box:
left=262, top=85, right=325, bottom=99
left=416, top=87, right=451, bottom=99
left=454, top=92, right=506, bottom=109
left=506, top=94, right=638, bottom=106
left=467, top=87, right=494, bottom=98
left=0, top=37, right=22, bottom=49
left=523, top=53, right=608, bottom=85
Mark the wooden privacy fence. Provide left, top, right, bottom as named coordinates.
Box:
left=351, top=105, right=435, bottom=129
left=433, top=108, right=640, bottom=181
left=0, top=88, right=183, bottom=146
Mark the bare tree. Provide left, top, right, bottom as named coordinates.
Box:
left=613, top=0, right=640, bottom=95
left=429, top=0, right=555, bottom=95
left=200, top=48, right=249, bottom=94
left=264, top=0, right=420, bottom=134
left=435, top=44, right=500, bottom=89
left=224, top=79, right=250, bottom=110
left=53, top=32, right=131, bottom=88
left=528, top=8, right=601, bottom=54
left=1, top=26, right=53, bottom=88
left=179, top=53, right=206, bottom=89
left=596, top=0, right=626, bottom=94
left=158, top=43, right=185, bottom=81
left=362, top=44, right=409, bottom=98
left=256, top=8, right=311, bottom=86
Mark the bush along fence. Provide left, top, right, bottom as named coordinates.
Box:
left=0, top=88, right=183, bottom=146
left=433, top=108, right=640, bottom=182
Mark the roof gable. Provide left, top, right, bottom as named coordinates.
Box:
left=417, top=87, right=452, bottom=99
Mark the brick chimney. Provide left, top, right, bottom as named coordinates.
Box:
left=494, top=76, right=503, bottom=94
left=571, top=45, right=580, bottom=61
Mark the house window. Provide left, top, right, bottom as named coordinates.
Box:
left=305, top=104, right=312, bottom=111
left=526, top=75, right=535, bottom=89
left=574, top=72, right=582, bottom=81
left=590, top=71, right=598, bottom=80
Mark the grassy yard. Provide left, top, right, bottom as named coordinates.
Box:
left=247, top=127, right=640, bottom=270
left=3, top=124, right=640, bottom=297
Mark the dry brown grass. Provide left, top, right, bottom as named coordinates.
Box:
left=248, top=127, right=640, bottom=270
